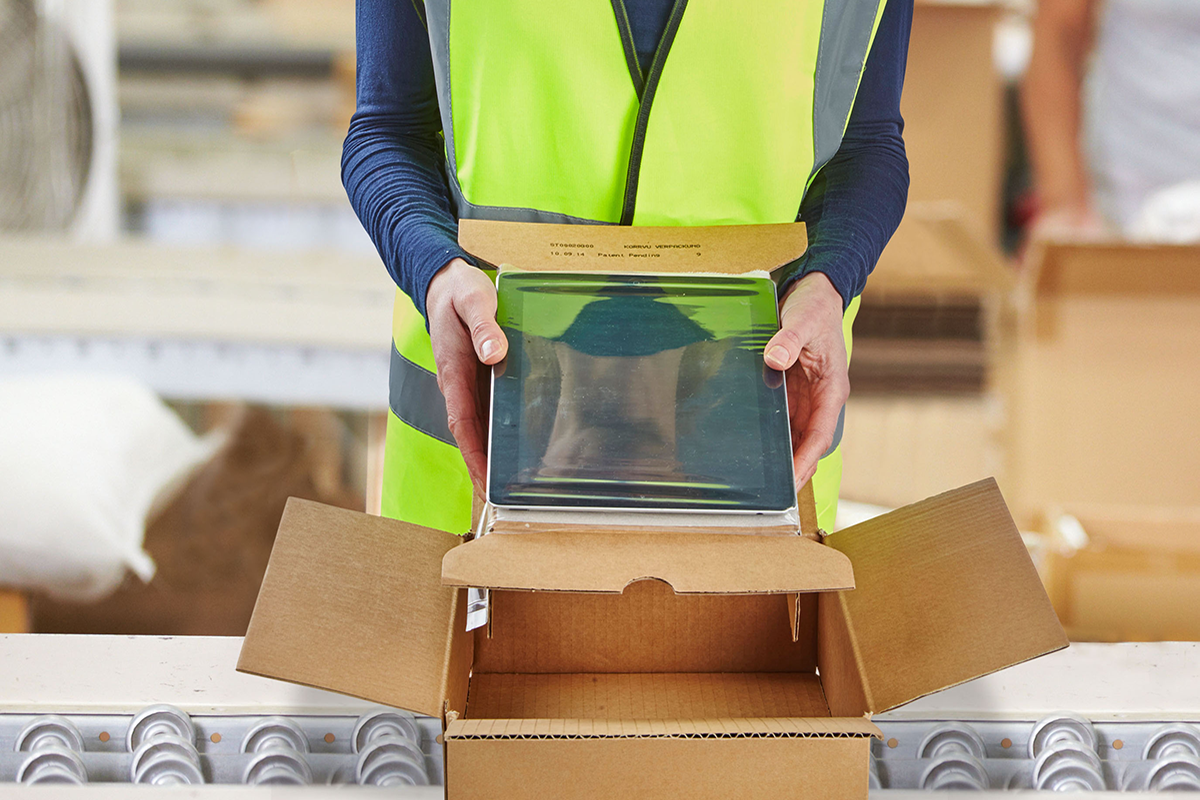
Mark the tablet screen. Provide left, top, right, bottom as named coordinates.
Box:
left=487, top=271, right=794, bottom=512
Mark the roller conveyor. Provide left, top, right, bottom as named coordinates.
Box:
left=1, top=635, right=1196, bottom=796
left=0, top=707, right=441, bottom=787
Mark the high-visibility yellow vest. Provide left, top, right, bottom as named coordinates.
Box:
left=384, top=0, right=887, bottom=533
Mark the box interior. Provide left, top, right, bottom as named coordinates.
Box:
left=460, top=580, right=832, bottom=723
left=465, top=672, right=831, bottom=721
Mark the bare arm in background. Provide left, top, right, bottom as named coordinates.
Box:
left=1021, top=0, right=1107, bottom=235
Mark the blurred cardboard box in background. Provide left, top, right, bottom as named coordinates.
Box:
left=904, top=0, right=1006, bottom=242
left=0, top=592, right=28, bottom=634
left=841, top=0, right=1015, bottom=506
left=842, top=206, right=1012, bottom=509
left=1039, top=506, right=1200, bottom=641
left=999, top=241, right=1200, bottom=526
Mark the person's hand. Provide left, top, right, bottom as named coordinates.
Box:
left=763, top=272, right=850, bottom=490
left=425, top=258, right=508, bottom=495
left=1029, top=203, right=1110, bottom=242
left=1020, top=203, right=1112, bottom=269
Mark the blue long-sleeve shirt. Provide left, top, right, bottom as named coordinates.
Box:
left=343, top=0, right=912, bottom=318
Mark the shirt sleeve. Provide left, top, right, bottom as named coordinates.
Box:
left=786, top=0, right=914, bottom=308
left=341, top=0, right=469, bottom=323
left=344, top=0, right=911, bottom=318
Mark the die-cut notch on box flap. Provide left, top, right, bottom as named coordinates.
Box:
left=441, top=530, right=854, bottom=595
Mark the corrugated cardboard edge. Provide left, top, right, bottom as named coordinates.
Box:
left=236, top=498, right=469, bottom=721
left=459, top=219, right=807, bottom=275
left=445, top=717, right=881, bottom=740
left=867, top=203, right=1013, bottom=297
left=1030, top=239, right=1200, bottom=299
left=825, top=478, right=1069, bottom=715
left=441, top=531, right=855, bottom=594
left=788, top=596, right=802, bottom=643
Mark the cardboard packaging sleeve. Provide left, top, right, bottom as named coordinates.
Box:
left=238, top=222, right=1066, bottom=799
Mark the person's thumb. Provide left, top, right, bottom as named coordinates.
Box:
left=457, top=286, right=509, bottom=365
left=763, top=325, right=805, bottom=371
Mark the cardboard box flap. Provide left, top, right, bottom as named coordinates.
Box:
left=869, top=203, right=1014, bottom=296
left=823, top=479, right=1068, bottom=715
left=238, top=499, right=471, bottom=720
left=445, top=717, right=881, bottom=740
left=458, top=219, right=808, bottom=275
left=1031, top=240, right=1200, bottom=298
left=1050, top=504, right=1200, bottom=554
left=442, top=531, right=854, bottom=594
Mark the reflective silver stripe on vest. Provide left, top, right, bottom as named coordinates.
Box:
left=808, top=0, right=886, bottom=182
left=390, top=344, right=456, bottom=446
left=806, top=0, right=881, bottom=455
left=456, top=197, right=611, bottom=225
left=424, top=0, right=611, bottom=225
left=420, top=0, right=858, bottom=457
left=824, top=404, right=845, bottom=458
left=426, top=0, right=885, bottom=217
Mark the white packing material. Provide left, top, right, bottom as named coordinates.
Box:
left=833, top=498, right=892, bottom=531
left=0, top=374, right=222, bottom=600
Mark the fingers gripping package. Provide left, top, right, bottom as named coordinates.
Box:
left=479, top=221, right=807, bottom=535
left=488, top=270, right=794, bottom=519
left=238, top=221, right=1069, bottom=800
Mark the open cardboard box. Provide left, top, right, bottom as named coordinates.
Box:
left=238, top=480, right=1064, bottom=798
left=238, top=222, right=1067, bottom=798
left=1039, top=504, right=1200, bottom=642
left=999, top=239, right=1200, bottom=524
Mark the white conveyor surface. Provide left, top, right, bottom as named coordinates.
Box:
left=4, top=636, right=1196, bottom=719
left=2, top=635, right=1197, bottom=796
left=877, top=641, right=1200, bottom=722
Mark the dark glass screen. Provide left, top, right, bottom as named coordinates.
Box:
left=487, top=271, right=794, bottom=511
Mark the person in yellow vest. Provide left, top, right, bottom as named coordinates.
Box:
left=344, top=0, right=913, bottom=533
